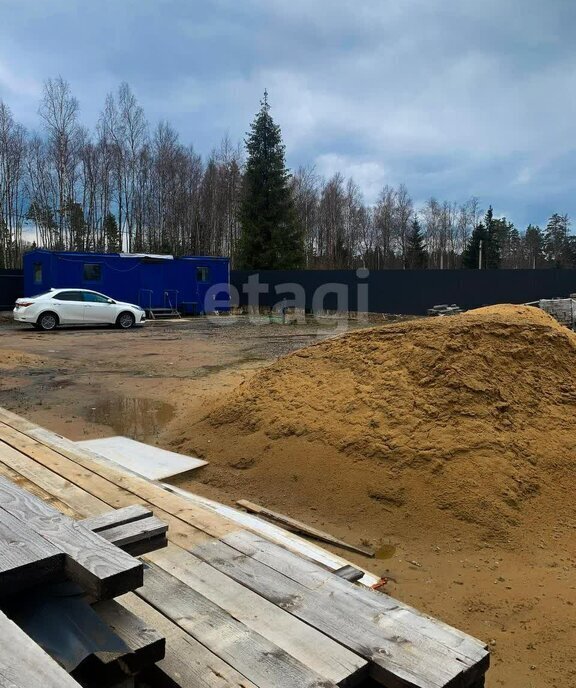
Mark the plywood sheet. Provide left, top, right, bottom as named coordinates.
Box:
left=76, top=436, right=208, bottom=480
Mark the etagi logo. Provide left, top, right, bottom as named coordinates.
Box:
left=204, top=268, right=370, bottom=332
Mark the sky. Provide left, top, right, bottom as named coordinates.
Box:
left=1, top=0, right=575, bottom=230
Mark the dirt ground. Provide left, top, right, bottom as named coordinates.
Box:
left=0, top=314, right=573, bottom=688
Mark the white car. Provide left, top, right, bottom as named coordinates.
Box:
left=13, top=288, right=146, bottom=331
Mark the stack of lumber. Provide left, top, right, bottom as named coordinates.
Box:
left=0, top=478, right=168, bottom=687
left=0, top=406, right=490, bottom=688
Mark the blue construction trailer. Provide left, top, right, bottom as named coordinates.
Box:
left=23, top=250, right=231, bottom=315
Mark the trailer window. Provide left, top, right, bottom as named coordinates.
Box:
left=33, top=263, right=42, bottom=284
left=196, top=266, right=209, bottom=282
left=83, top=263, right=102, bottom=281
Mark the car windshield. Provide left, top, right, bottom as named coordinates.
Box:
left=29, top=291, right=53, bottom=298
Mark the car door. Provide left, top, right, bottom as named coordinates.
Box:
left=82, top=291, right=118, bottom=324
left=51, top=291, right=86, bottom=324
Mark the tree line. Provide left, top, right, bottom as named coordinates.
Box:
left=0, top=77, right=573, bottom=270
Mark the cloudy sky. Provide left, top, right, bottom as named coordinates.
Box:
left=1, top=0, right=575, bottom=229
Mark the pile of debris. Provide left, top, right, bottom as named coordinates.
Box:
left=534, top=297, right=576, bottom=328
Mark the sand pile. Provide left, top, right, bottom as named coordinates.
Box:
left=207, top=305, right=576, bottom=534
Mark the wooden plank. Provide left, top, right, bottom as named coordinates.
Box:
left=0, top=461, right=78, bottom=518
left=0, top=505, right=64, bottom=596
left=221, top=532, right=488, bottom=668
left=0, top=419, right=235, bottom=540
left=192, top=537, right=487, bottom=688
left=139, top=563, right=339, bottom=688
left=333, top=565, right=364, bottom=583
left=148, top=544, right=368, bottom=686
left=94, top=516, right=168, bottom=550
left=71, top=600, right=165, bottom=688
left=0, top=608, right=82, bottom=687
left=0, top=437, right=214, bottom=554
left=0, top=416, right=233, bottom=536
left=117, top=593, right=259, bottom=688
left=0, top=476, right=143, bottom=599
left=92, top=599, right=165, bottom=667
left=124, top=534, right=168, bottom=557
left=80, top=505, right=152, bottom=532
left=0, top=437, right=114, bottom=516
left=237, top=500, right=374, bottom=558
left=165, top=483, right=379, bottom=586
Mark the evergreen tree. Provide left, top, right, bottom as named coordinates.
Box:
left=67, top=201, right=86, bottom=251
left=405, top=217, right=427, bottom=268
left=492, top=217, right=516, bottom=267
left=237, top=92, right=304, bottom=269
left=462, top=222, right=488, bottom=269
left=565, top=236, right=576, bottom=268
left=484, top=206, right=502, bottom=268
left=524, top=224, right=544, bottom=268
left=544, top=213, right=570, bottom=267
left=103, top=213, right=121, bottom=252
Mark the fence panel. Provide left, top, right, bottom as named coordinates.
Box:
left=231, top=269, right=576, bottom=315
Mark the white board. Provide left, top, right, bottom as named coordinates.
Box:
left=75, top=436, right=208, bottom=480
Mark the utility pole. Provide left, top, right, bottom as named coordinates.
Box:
left=478, top=239, right=483, bottom=269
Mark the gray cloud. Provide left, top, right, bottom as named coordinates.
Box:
left=0, top=0, right=575, bottom=228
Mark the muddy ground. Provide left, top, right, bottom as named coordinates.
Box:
left=0, top=315, right=572, bottom=688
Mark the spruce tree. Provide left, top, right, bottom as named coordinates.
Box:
left=484, top=206, right=502, bottom=268
left=405, top=217, right=427, bottom=268
left=544, top=213, right=570, bottom=267
left=103, top=213, right=121, bottom=252
left=66, top=201, right=86, bottom=251
left=238, top=92, right=304, bottom=269
left=462, top=222, right=488, bottom=269
left=524, top=224, right=544, bottom=268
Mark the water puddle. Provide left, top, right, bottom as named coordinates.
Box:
left=86, top=396, right=175, bottom=441
left=375, top=544, right=397, bottom=560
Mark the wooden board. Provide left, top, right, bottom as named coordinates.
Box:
left=192, top=535, right=488, bottom=688
left=94, top=516, right=168, bottom=550
left=117, top=593, right=260, bottom=688
left=80, top=505, right=153, bottom=532
left=0, top=505, right=64, bottom=596
left=92, top=599, right=166, bottom=668
left=76, top=436, right=208, bottom=480
left=221, top=532, right=488, bottom=668
left=139, top=563, right=340, bottom=688
left=333, top=565, right=364, bottom=582
left=148, top=544, right=368, bottom=686
left=237, top=500, right=374, bottom=557
left=71, top=600, right=165, bottom=688
left=0, top=608, right=82, bottom=687
left=0, top=436, right=214, bottom=558
left=0, top=476, right=143, bottom=599
left=164, top=483, right=380, bottom=586
left=0, top=420, right=234, bottom=540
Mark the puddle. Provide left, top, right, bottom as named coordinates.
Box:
left=375, top=544, right=397, bottom=560
left=86, top=396, right=175, bottom=441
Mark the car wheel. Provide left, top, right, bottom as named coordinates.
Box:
left=116, top=311, right=135, bottom=329
left=37, top=312, right=59, bottom=331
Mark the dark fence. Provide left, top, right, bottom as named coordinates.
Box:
left=231, top=269, right=576, bottom=315
left=0, top=269, right=23, bottom=309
